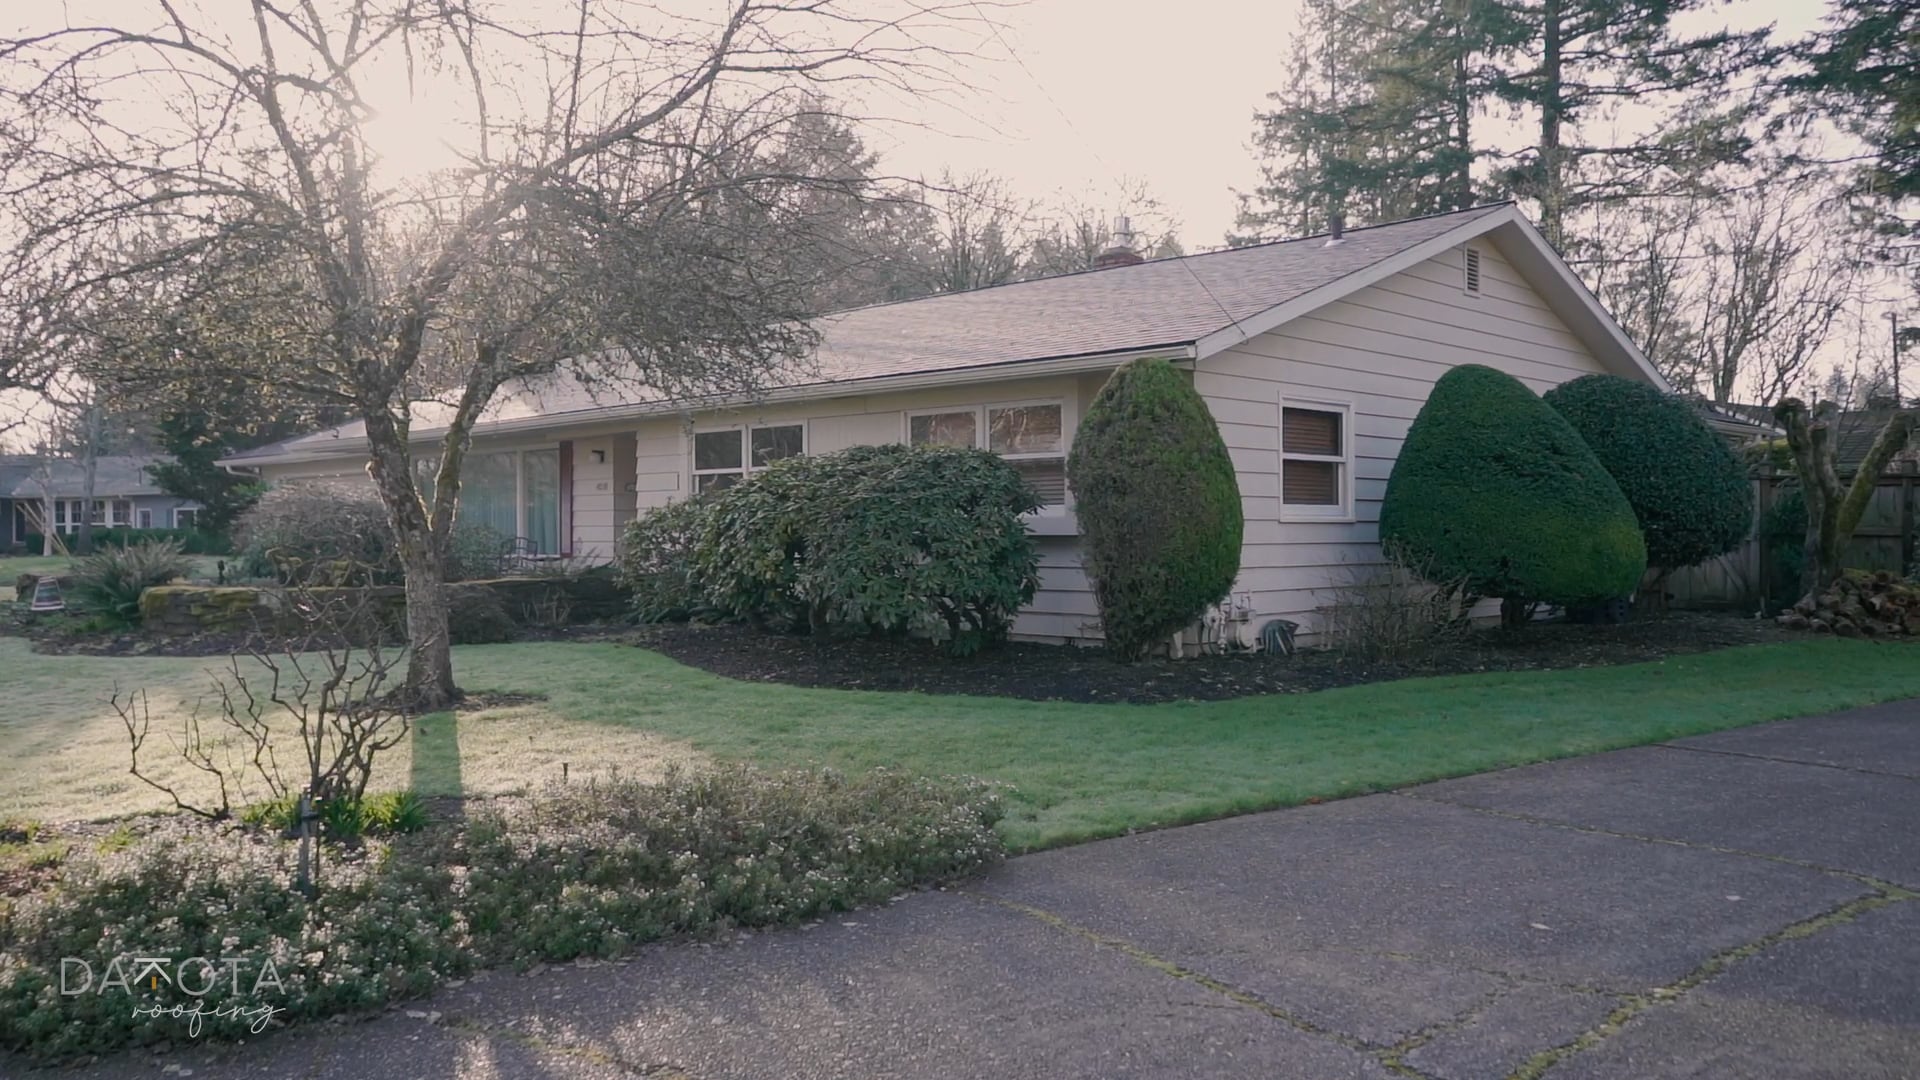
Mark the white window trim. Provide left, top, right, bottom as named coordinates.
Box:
left=1278, top=397, right=1355, bottom=524
left=173, top=506, right=199, bottom=528
left=903, top=398, right=1075, bottom=512
left=688, top=420, right=808, bottom=493
left=137, top=508, right=154, bottom=529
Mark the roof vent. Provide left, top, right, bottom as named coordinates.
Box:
left=1324, top=212, right=1345, bottom=247
left=1094, top=215, right=1144, bottom=269
left=1464, top=246, right=1483, bottom=295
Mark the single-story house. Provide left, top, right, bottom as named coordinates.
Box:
left=1, top=455, right=205, bottom=552
left=1712, top=402, right=1917, bottom=472
left=220, top=202, right=1670, bottom=645
left=1694, top=401, right=1780, bottom=447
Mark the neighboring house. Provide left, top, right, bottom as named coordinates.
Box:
left=220, top=203, right=1669, bottom=645
left=1712, top=402, right=1918, bottom=471
left=0, top=455, right=204, bottom=552
left=1695, top=401, right=1780, bottom=448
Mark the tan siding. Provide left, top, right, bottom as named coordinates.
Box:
left=569, top=435, right=617, bottom=561
left=1198, top=242, right=1615, bottom=638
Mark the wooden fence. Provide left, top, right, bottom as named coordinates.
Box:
left=1666, top=460, right=1920, bottom=612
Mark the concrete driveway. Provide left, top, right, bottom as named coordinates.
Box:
left=65, top=701, right=1920, bottom=1079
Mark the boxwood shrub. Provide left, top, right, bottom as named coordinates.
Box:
left=1379, top=364, right=1646, bottom=620
left=1067, top=357, right=1243, bottom=657
left=1544, top=374, right=1752, bottom=573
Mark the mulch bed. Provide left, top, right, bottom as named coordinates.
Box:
left=11, top=602, right=1800, bottom=705
left=624, top=613, right=1797, bottom=704
left=7, top=618, right=631, bottom=657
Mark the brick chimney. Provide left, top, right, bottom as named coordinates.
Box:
left=1093, top=215, right=1144, bottom=269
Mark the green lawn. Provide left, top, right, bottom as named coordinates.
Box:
left=0, top=553, right=225, bottom=602
left=6, top=633, right=1919, bottom=850
left=0, top=556, right=71, bottom=601
left=0, top=555, right=73, bottom=578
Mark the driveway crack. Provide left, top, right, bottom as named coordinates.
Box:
left=1655, top=741, right=1920, bottom=781
left=960, top=890, right=1452, bottom=1079
left=1500, top=885, right=1916, bottom=1080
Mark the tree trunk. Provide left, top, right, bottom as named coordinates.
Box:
left=1536, top=0, right=1565, bottom=247
left=361, top=408, right=458, bottom=709
left=1802, top=504, right=1841, bottom=597
left=1500, top=595, right=1532, bottom=627
left=75, top=405, right=101, bottom=555
left=398, top=542, right=457, bottom=707
left=1777, top=399, right=1914, bottom=596
left=1451, top=10, right=1474, bottom=212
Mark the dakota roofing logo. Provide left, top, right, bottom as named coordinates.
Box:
left=60, top=954, right=286, bottom=998
left=60, top=954, right=289, bottom=1036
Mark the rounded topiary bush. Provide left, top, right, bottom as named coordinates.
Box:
left=692, top=443, right=1041, bottom=654
left=1544, top=374, right=1753, bottom=572
left=1068, top=357, right=1243, bottom=657
left=1379, top=364, right=1646, bottom=621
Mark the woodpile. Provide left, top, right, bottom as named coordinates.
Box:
left=1778, top=570, right=1920, bottom=637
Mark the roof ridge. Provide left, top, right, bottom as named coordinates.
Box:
left=813, top=202, right=1517, bottom=319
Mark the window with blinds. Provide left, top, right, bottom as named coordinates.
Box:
left=909, top=401, right=1070, bottom=508
left=1280, top=404, right=1350, bottom=516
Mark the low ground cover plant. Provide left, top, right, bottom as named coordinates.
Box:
left=0, top=766, right=1003, bottom=1062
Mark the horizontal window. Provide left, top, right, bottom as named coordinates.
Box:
left=910, top=401, right=1069, bottom=507
left=694, top=423, right=804, bottom=493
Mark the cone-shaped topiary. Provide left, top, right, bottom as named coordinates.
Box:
left=1068, top=357, right=1244, bottom=657
left=1379, top=364, right=1646, bottom=621
left=1543, top=374, right=1753, bottom=573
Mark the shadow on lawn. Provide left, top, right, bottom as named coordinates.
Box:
left=409, top=712, right=464, bottom=799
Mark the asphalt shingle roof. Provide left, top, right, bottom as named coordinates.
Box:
left=227, top=205, right=1509, bottom=462
left=2, top=455, right=173, bottom=499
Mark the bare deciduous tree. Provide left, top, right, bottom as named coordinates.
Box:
left=115, top=576, right=414, bottom=820
left=1, top=0, right=977, bottom=707
left=1774, top=397, right=1914, bottom=595
left=1695, top=184, right=1860, bottom=406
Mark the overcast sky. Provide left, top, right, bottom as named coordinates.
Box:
left=867, top=0, right=1835, bottom=247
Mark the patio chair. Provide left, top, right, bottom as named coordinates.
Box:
left=497, top=536, right=538, bottom=576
